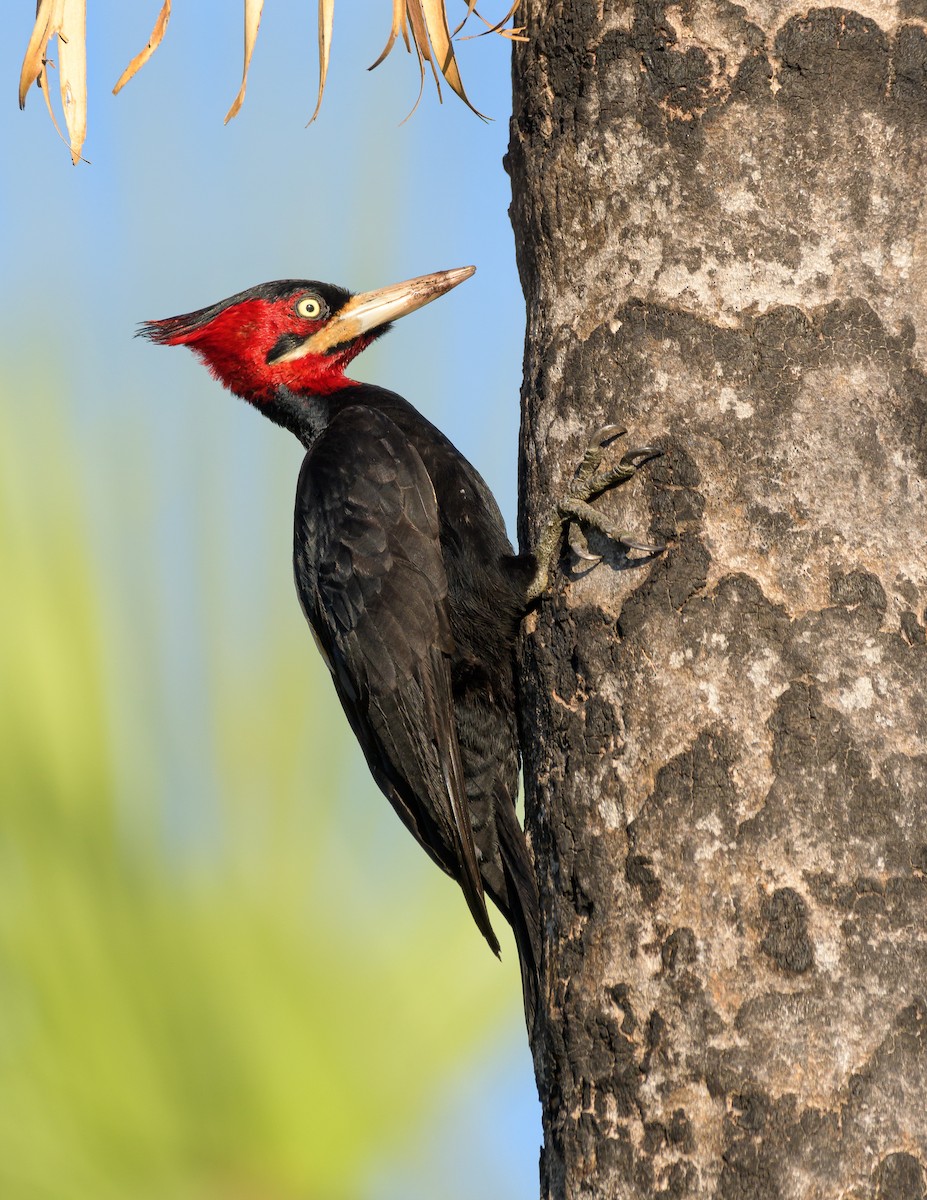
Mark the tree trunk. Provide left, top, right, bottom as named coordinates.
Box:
left=509, top=2, right=927, bottom=1197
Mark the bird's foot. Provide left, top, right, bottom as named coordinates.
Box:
left=525, top=425, right=664, bottom=602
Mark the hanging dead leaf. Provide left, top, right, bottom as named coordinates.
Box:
left=458, top=2, right=526, bottom=40
left=367, top=0, right=521, bottom=119
left=19, top=0, right=89, bottom=163
left=20, top=0, right=526, bottom=158
left=307, top=0, right=334, bottom=123
left=405, top=1, right=441, bottom=91
left=113, top=0, right=172, bottom=95
left=419, top=0, right=485, bottom=117
left=451, top=0, right=480, bottom=38
left=399, top=29, right=428, bottom=124
left=37, top=58, right=66, bottom=150
left=59, top=0, right=87, bottom=164
left=390, top=8, right=429, bottom=124
left=19, top=0, right=63, bottom=109
left=225, top=0, right=265, bottom=123
left=369, top=0, right=405, bottom=71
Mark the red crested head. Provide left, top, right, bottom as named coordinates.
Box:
left=139, top=268, right=476, bottom=404
left=140, top=279, right=360, bottom=400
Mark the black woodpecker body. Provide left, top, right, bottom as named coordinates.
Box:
left=141, top=268, right=542, bottom=1028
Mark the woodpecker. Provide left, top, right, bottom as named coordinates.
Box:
left=141, top=267, right=661, bottom=1030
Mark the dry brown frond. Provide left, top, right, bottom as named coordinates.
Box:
left=459, top=3, right=527, bottom=42
left=307, top=0, right=335, bottom=124
left=225, top=0, right=265, bottom=123
left=19, top=0, right=525, bottom=160
left=19, top=0, right=88, bottom=163
left=370, top=0, right=407, bottom=70
left=58, top=0, right=88, bottom=163
left=112, top=1, right=171, bottom=95
left=366, top=1, right=525, bottom=120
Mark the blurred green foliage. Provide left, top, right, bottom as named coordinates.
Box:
left=0, top=393, right=510, bottom=1200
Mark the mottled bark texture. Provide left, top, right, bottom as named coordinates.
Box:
left=509, top=2, right=927, bottom=1197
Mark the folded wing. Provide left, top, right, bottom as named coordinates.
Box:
left=293, top=405, right=500, bottom=954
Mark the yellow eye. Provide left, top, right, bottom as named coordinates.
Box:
left=295, top=294, right=325, bottom=320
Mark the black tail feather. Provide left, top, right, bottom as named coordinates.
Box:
left=492, top=800, right=542, bottom=1033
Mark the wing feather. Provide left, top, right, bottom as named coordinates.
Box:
left=293, top=405, right=499, bottom=954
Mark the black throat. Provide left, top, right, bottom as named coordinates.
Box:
left=261, top=386, right=334, bottom=450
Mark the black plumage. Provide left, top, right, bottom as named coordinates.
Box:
left=141, top=270, right=542, bottom=1030
left=291, top=389, right=540, bottom=1027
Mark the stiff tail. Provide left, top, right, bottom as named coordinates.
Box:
left=494, top=801, right=542, bottom=1033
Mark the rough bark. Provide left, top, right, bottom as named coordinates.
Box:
left=509, top=2, right=927, bottom=1197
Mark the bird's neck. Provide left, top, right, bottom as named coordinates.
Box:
left=259, top=384, right=338, bottom=449
left=260, top=381, right=418, bottom=452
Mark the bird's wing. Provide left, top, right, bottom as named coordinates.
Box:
left=293, top=405, right=499, bottom=954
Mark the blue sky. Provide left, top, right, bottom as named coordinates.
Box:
left=3, top=5, right=536, bottom=1197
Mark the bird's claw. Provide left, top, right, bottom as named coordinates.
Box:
left=577, top=447, right=664, bottom=504
left=568, top=522, right=601, bottom=563
left=617, top=535, right=665, bottom=555
left=575, top=425, right=631, bottom=485
left=525, top=423, right=665, bottom=602
left=591, top=423, right=627, bottom=449
left=620, top=446, right=663, bottom=469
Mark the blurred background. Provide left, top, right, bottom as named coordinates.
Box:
left=1, top=6, right=535, bottom=1198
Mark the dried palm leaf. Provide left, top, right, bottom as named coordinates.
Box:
left=58, top=0, right=87, bottom=163
left=451, top=0, right=480, bottom=37
left=366, top=0, right=524, bottom=121
left=19, top=0, right=88, bottom=164
left=404, top=0, right=441, bottom=92
left=420, top=0, right=480, bottom=113
left=21, top=0, right=525, bottom=158
left=307, top=0, right=334, bottom=124
left=370, top=0, right=407, bottom=71
left=19, top=0, right=61, bottom=108
left=225, top=0, right=265, bottom=123
left=113, top=1, right=171, bottom=94
left=397, top=3, right=432, bottom=122
left=459, top=3, right=527, bottom=41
